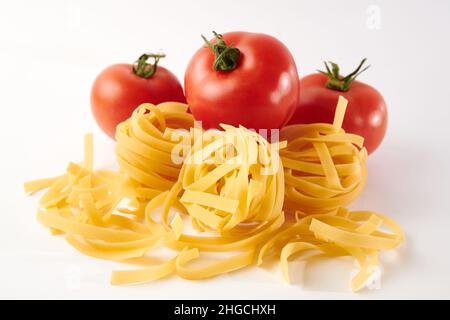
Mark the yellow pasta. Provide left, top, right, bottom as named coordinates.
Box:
left=25, top=99, right=404, bottom=292
left=23, top=103, right=195, bottom=269
left=115, top=102, right=195, bottom=190
left=259, top=208, right=404, bottom=291
left=125, top=124, right=286, bottom=282
left=280, top=96, right=367, bottom=214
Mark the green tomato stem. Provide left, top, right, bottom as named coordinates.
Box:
left=133, top=52, right=166, bottom=78
left=318, top=58, right=371, bottom=92
left=202, top=31, right=240, bottom=72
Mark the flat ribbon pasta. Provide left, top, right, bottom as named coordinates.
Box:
left=115, top=102, right=195, bottom=190
left=25, top=98, right=405, bottom=292
left=258, top=207, right=404, bottom=292
left=140, top=124, right=286, bottom=280
left=280, top=96, right=367, bottom=214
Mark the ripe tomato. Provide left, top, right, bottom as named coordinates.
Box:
left=91, top=53, right=186, bottom=139
left=288, top=59, right=387, bottom=155
left=184, top=31, right=300, bottom=133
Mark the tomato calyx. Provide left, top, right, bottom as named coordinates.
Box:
left=133, top=52, right=166, bottom=78
left=318, top=58, right=370, bottom=92
left=201, top=31, right=240, bottom=72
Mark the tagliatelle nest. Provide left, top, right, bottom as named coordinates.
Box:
left=115, top=102, right=195, bottom=190
left=281, top=96, right=367, bottom=215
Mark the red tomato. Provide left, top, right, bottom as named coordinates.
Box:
left=184, top=31, right=300, bottom=133
left=91, top=53, right=186, bottom=139
left=288, top=59, right=387, bottom=155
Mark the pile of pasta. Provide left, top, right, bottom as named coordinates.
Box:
left=25, top=98, right=404, bottom=292
left=281, top=96, right=367, bottom=214
left=115, top=102, right=195, bottom=190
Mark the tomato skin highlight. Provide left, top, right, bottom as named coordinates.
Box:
left=91, top=63, right=186, bottom=139
left=288, top=73, right=387, bottom=155
left=184, top=32, right=300, bottom=132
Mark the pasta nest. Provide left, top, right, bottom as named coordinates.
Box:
left=145, top=123, right=286, bottom=244
left=280, top=97, right=367, bottom=214
left=115, top=102, right=195, bottom=190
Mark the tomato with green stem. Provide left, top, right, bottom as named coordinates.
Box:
left=91, top=53, right=186, bottom=139
left=288, top=59, right=387, bottom=155
left=184, top=31, right=300, bottom=134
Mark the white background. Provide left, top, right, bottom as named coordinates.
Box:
left=1, top=0, right=449, bottom=299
